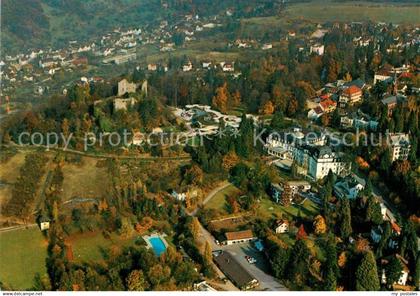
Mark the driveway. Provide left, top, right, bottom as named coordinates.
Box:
left=221, top=242, right=288, bottom=291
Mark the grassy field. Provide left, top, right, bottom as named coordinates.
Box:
left=68, top=231, right=137, bottom=263
left=0, top=226, right=48, bottom=290
left=0, top=151, right=28, bottom=204
left=257, top=197, right=319, bottom=221
left=205, top=184, right=242, bottom=214
left=61, top=157, right=110, bottom=201
left=0, top=227, right=139, bottom=289
left=285, top=1, right=420, bottom=24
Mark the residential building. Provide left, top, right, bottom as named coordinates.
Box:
left=147, top=63, right=157, bottom=71
left=222, top=62, right=234, bottom=72
left=388, top=133, right=411, bottom=161
left=381, top=94, right=406, bottom=117
left=38, top=216, right=50, bottom=231
left=334, top=174, right=366, bottom=199
left=310, top=44, right=324, bottom=55
left=182, top=61, right=193, bottom=72
left=339, top=85, right=363, bottom=107
left=340, top=112, right=378, bottom=131
left=274, top=220, right=289, bottom=234
left=262, top=43, right=273, bottom=50
left=306, top=146, right=351, bottom=180
left=118, top=79, right=136, bottom=96
left=265, top=127, right=327, bottom=160
left=270, top=181, right=311, bottom=204
left=307, top=107, right=324, bottom=121
left=319, top=97, right=337, bottom=113
left=224, top=229, right=256, bottom=245
left=213, top=251, right=259, bottom=290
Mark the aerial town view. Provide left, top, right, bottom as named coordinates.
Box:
left=0, top=0, right=419, bottom=294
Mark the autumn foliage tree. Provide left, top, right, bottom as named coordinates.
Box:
left=212, top=82, right=229, bottom=113
left=313, top=215, right=327, bottom=235
left=222, top=150, right=239, bottom=171
left=259, top=100, right=275, bottom=115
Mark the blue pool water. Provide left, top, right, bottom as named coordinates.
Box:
left=148, top=236, right=167, bottom=256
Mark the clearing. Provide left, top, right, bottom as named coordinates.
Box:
left=284, top=1, right=420, bottom=24
left=61, top=157, right=110, bottom=201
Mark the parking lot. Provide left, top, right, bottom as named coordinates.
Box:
left=221, top=242, right=288, bottom=291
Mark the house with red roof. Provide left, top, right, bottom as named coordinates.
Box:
left=319, top=97, right=337, bottom=113
left=339, top=85, right=362, bottom=107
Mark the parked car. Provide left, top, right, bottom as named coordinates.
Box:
left=245, top=255, right=257, bottom=264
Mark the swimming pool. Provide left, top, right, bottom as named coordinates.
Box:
left=148, top=236, right=167, bottom=256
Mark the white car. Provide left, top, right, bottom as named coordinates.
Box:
left=245, top=256, right=257, bottom=264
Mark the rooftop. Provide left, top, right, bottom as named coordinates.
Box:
left=225, top=229, right=255, bottom=241
left=213, top=251, right=257, bottom=289
left=343, top=85, right=362, bottom=96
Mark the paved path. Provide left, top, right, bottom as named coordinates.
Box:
left=0, top=223, right=37, bottom=233
left=190, top=181, right=231, bottom=216
left=6, top=143, right=192, bottom=162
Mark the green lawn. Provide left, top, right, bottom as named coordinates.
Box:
left=0, top=226, right=48, bottom=290
left=205, top=184, right=241, bottom=214
left=257, top=197, right=319, bottom=221
left=69, top=231, right=138, bottom=263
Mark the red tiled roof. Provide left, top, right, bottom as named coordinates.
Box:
left=399, top=72, right=412, bottom=79
left=343, top=85, right=362, bottom=96
left=391, top=222, right=401, bottom=234
left=320, top=98, right=337, bottom=110
left=225, top=229, right=255, bottom=241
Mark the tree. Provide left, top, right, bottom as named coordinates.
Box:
left=270, top=110, right=286, bottom=130
left=287, top=239, right=311, bottom=287
left=384, top=256, right=403, bottom=288
left=290, top=161, right=298, bottom=178
left=230, top=89, right=241, bottom=108
left=61, top=118, right=70, bottom=137
left=126, top=270, right=147, bottom=291
left=190, top=217, right=200, bottom=240
left=222, top=151, right=239, bottom=171
left=52, top=201, right=59, bottom=222
left=212, top=83, right=229, bottom=113
left=321, top=113, right=330, bottom=127
left=270, top=247, right=289, bottom=279
left=339, top=198, right=352, bottom=239
left=376, top=222, right=391, bottom=257
left=324, top=237, right=339, bottom=291
left=204, top=241, right=212, bottom=265
left=259, top=100, right=275, bottom=115
left=343, top=72, right=352, bottom=82
left=415, top=255, right=420, bottom=291
left=355, top=251, right=380, bottom=291
left=313, top=215, right=327, bottom=235
left=366, top=195, right=383, bottom=225
left=296, top=224, right=308, bottom=240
